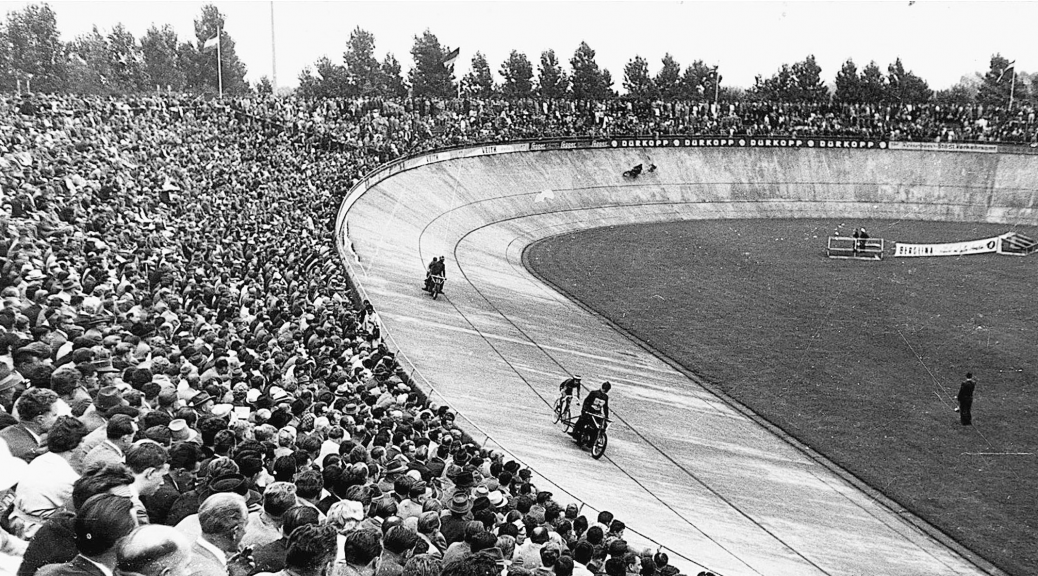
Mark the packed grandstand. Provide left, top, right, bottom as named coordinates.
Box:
left=0, top=92, right=1034, bottom=576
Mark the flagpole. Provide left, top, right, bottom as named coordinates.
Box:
left=216, top=26, right=224, bottom=98
left=1009, top=69, right=1016, bottom=110
left=270, top=1, right=278, bottom=92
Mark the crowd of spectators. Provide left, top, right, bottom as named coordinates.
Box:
left=0, top=89, right=1035, bottom=576
left=0, top=91, right=702, bottom=576
left=237, top=97, right=1038, bottom=156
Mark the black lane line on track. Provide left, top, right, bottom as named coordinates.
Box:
left=414, top=190, right=995, bottom=576
left=418, top=204, right=846, bottom=576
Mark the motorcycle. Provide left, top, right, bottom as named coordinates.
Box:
left=563, top=411, right=610, bottom=459
left=429, top=274, right=445, bottom=299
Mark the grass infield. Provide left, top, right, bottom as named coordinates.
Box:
left=526, top=218, right=1038, bottom=576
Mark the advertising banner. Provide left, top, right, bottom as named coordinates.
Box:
left=606, top=137, right=888, bottom=150
left=893, top=234, right=1007, bottom=257
left=888, top=141, right=998, bottom=153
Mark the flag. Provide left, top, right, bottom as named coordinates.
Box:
left=996, top=60, right=1016, bottom=83
left=202, top=34, right=220, bottom=52
left=442, top=47, right=460, bottom=68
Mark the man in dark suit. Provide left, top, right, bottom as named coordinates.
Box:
left=36, top=494, right=137, bottom=576
left=1, top=387, right=62, bottom=462
left=144, top=442, right=202, bottom=525
left=957, top=372, right=977, bottom=425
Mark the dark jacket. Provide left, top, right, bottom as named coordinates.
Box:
left=18, top=512, right=76, bottom=576
left=35, top=555, right=106, bottom=576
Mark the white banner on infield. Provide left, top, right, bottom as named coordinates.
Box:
left=893, top=234, right=1008, bottom=257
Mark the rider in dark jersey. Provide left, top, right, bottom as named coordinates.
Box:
left=560, top=375, right=582, bottom=398
left=570, top=381, right=610, bottom=441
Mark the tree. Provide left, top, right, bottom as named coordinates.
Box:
left=141, top=24, right=186, bottom=91
left=256, top=75, right=272, bottom=95
left=186, top=4, right=248, bottom=95
left=790, top=55, right=828, bottom=102
left=4, top=4, right=66, bottom=92
left=343, top=26, right=380, bottom=96
left=569, top=41, right=612, bottom=100
left=833, top=59, right=860, bottom=104
left=622, top=55, right=657, bottom=99
left=859, top=61, right=887, bottom=104
left=935, top=81, right=978, bottom=108
left=886, top=57, right=931, bottom=104
left=409, top=29, right=455, bottom=98
left=537, top=49, right=568, bottom=99
left=499, top=50, right=533, bottom=99
left=380, top=54, right=407, bottom=98
left=655, top=53, right=681, bottom=100
left=66, top=27, right=108, bottom=94
left=461, top=51, right=494, bottom=98
left=106, top=24, right=147, bottom=93
left=976, top=53, right=1016, bottom=108
left=750, top=55, right=828, bottom=102
left=297, top=56, right=348, bottom=99
left=678, top=60, right=719, bottom=101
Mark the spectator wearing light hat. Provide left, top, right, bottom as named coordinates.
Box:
left=0, top=364, right=24, bottom=414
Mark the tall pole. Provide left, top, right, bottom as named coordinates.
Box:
left=714, top=67, right=719, bottom=103
left=270, top=1, right=278, bottom=92
left=1009, top=69, right=1016, bottom=110
left=216, top=26, right=224, bottom=98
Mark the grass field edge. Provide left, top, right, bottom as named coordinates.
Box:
left=520, top=232, right=1010, bottom=576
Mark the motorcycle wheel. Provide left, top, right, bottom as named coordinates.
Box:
left=591, top=430, right=608, bottom=459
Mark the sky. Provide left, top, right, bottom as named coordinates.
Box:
left=3, top=0, right=1037, bottom=92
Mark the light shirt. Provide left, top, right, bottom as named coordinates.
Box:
left=196, top=536, right=227, bottom=567
left=80, top=555, right=114, bottom=576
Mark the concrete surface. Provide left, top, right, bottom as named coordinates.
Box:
left=337, top=147, right=1036, bottom=576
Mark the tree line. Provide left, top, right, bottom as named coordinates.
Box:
left=0, top=2, right=1032, bottom=109
left=0, top=4, right=249, bottom=95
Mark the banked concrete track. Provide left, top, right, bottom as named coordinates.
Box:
left=336, top=145, right=1038, bottom=576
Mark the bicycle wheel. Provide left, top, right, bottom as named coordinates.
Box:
left=552, top=397, right=564, bottom=424
left=591, top=430, right=608, bottom=459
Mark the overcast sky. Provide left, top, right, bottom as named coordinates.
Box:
left=6, top=0, right=1037, bottom=92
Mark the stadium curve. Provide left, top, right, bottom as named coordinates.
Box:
left=335, top=142, right=1036, bottom=576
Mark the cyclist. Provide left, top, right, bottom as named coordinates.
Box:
left=570, top=381, right=611, bottom=442
left=557, top=375, right=582, bottom=418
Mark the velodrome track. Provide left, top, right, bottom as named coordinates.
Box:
left=335, top=144, right=1037, bottom=576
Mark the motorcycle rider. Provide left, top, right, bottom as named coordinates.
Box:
left=570, top=381, right=610, bottom=443
left=427, top=256, right=446, bottom=293
left=423, top=256, right=438, bottom=291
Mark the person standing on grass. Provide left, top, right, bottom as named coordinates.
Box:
left=956, top=373, right=976, bottom=425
